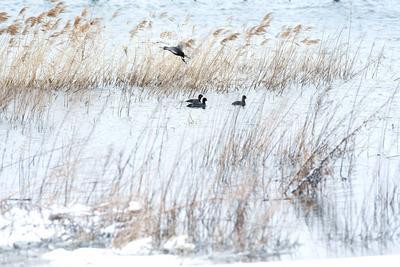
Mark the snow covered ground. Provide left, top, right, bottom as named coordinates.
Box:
left=41, top=250, right=400, bottom=267
left=1, top=203, right=399, bottom=266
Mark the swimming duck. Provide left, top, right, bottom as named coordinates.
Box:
left=232, top=95, right=246, bottom=106
left=163, top=45, right=189, bottom=63
left=187, top=97, right=207, bottom=109
left=186, top=94, right=203, bottom=104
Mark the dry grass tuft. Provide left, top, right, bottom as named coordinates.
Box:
left=18, top=7, right=28, bottom=16
left=0, top=12, right=9, bottom=23
left=5, top=23, right=20, bottom=35
left=221, top=32, right=240, bottom=44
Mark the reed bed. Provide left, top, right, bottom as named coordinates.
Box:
left=1, top=83, right=397, bottom=257
left=0, top=4, right=381, bottom=110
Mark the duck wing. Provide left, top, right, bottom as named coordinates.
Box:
left=186, top=99, right=201, bottom=103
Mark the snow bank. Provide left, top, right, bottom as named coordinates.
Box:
left=0, top=207, right=58, bottom=248
left=116, top=237, right=153, bottom=255
left=0, top=204, right=98, bottom=249
left=163, top=235, right=196, bottom=254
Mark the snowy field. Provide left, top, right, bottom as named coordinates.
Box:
left=0, top=0, right=400, bottom=266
